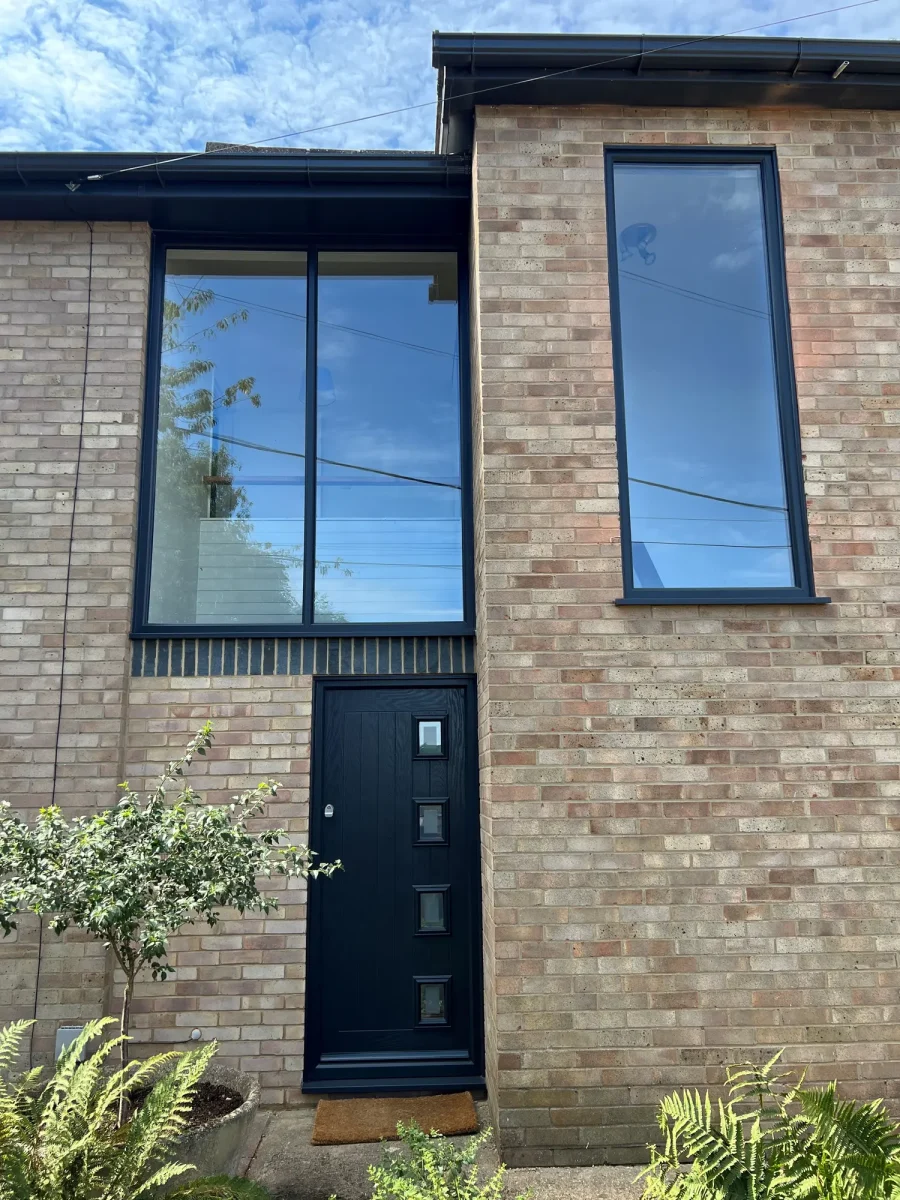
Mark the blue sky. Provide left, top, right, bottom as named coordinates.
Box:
left=0, top=0, right=896, bottom=153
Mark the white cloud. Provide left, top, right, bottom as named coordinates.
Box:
left=711, top=247, right=758, bottom=270
left=0, top=0, right=897, bottom=153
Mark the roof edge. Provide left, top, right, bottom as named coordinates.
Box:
left=0, top=150, right=472, bottom=231
left=433, top=31, right=900, bottom=151
left=0, top=149, right=470, bottom=186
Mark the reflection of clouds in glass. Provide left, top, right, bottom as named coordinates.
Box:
left=633, top=458, right=785, bottom=509
left=326, top=422, right=459, bottom=478
left=729, top=549, right=794, bottom=585
left=318, top=326, right=360, bottom=365
left=613, top=160, right=794, bottom=591
left=710, top=247, right=759, bottom=272
left=703, top=176, right=760, bottom=214
left=315, top=253, right=464, bottom=623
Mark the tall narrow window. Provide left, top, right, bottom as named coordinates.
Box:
left=315, top=252, right=463, bottom=624
left=607, top=153, right=817, bottom=602
left=147, top=249, right=307, bottom=624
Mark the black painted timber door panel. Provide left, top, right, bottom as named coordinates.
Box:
left=304, top=680, right=483, bottom=1091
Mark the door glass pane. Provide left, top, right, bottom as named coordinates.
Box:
left=417, top=720, right=443, bottom=756
left=417, top=804, right=445, bottom=842
left=315, top=252, right=463, bottom=624
left=611, top=163, right=794, bottom=591
left=418, top=891, right=447, bottom=932
left=148, top=249, right=307, bottom=624
left=419, top=981, right=447, bottom=1022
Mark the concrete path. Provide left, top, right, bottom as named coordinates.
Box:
left=240, top=1106, right=643, bottom=1200
left=505, top=1165, right=642, bottom=1200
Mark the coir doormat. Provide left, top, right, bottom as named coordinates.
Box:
left=311, top=1091, right=478, bottom=1146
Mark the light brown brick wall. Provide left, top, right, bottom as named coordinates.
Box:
left=471, top=106, right=900, bottom=1165
left=123, top=674, right=315, bottom=1106
left=470, top=223, right=502, bottom=1133
left=4, top=109, right=900, bottom=1145
left=0, top=221, right=149, bottom=1059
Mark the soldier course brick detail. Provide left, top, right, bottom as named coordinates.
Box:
left=470, top=106, right=900, bottom=1164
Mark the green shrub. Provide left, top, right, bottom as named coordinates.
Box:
left=368, top=1121, right=530, bottom=1200
left=0, top=1017, right=269, bottom=1200
left=0, top=722, right=340, bottom=1100
left=639, top=1051, right=900, bottom=1200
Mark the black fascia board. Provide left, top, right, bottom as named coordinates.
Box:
left=434, top=32, right=900, bottom=150
left=0, top=151, right=472, bottom=236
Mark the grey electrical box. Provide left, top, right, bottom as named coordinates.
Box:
left=55, top=1025, right=85, bottom=1060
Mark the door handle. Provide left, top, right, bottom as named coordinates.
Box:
left=324, top=804, right=334, bottom=818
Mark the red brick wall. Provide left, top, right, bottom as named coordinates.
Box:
left=470, top=105, right=900, bottom=1164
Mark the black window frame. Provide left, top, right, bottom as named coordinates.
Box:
left=414, top=715, right=448, bottom=759
left=415, top=975, right=451, bottom=1027
left=604, top=146, right=827, bottom=607
left=413, top=799, right=449, bottom=847
left=413, top=884, right=451, bottom=936
left=133, top=232, right=475, bottom=637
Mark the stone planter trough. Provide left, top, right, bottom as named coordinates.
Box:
left=175, top=1062, right=260, bottom=1181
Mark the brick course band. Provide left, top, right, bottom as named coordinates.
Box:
left=131, top=635, right=476, bottom=678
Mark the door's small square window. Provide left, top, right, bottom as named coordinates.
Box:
left=416, top=718, right=446, bottom=758
left=415, top=887, right=449, bottom=934
left=416, top=803, right=446, bottom=843
left=416, top=976, right=450, bottom=1025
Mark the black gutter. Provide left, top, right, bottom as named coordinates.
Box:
left=434, top=32, right=900, bottom=152
left=0, top=149, right=470, bottom=187
left=0, top=150, right=471, bottom=235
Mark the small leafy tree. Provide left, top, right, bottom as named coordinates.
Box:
left=0, top=725, right=340, bottom=1080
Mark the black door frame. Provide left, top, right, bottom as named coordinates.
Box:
left=303, top=675, right=485, bottom=1093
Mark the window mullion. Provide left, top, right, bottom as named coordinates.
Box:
left=302, top=248, right=319, bottom=626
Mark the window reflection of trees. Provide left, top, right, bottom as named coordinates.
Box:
left=154, top=278, right=465, bottom=624
left=154, top=286, right=350, bottom=623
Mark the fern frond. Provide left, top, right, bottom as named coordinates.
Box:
left=131, top=1158, right=195, bottom=1195
left=37, top=1016, right=118, bottom=1126
left=642, top=1054, right=900, bottom=1200
left=800, top=1086, right=900, bottom=1160
left=118, top=1040, right=217, bottom=1185
left=94, top=1047, right=184, bottom=1117
left=0, top=1019, right=246, bottom=1200
left=0, top=1019, right=31, bottom=1080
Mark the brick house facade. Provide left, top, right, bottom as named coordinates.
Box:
left=2, top=32, right=900, bottom=1166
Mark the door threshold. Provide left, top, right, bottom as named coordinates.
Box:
left=302, top=1075, right=486, bottom=1096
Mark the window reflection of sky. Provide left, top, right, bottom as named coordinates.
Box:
left=155, top=252, right=464, bottom=626
left=316, top=255, right=463, bottom=624
left=613, top=164, right=794, bottom=591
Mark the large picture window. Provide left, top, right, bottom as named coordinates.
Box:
left=138, top=244, right=469, bottom=633
left=606, top=150, right=821, bottom=604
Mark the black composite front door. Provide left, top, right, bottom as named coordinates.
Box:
left=304, top=680, right=484, bottom=1091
